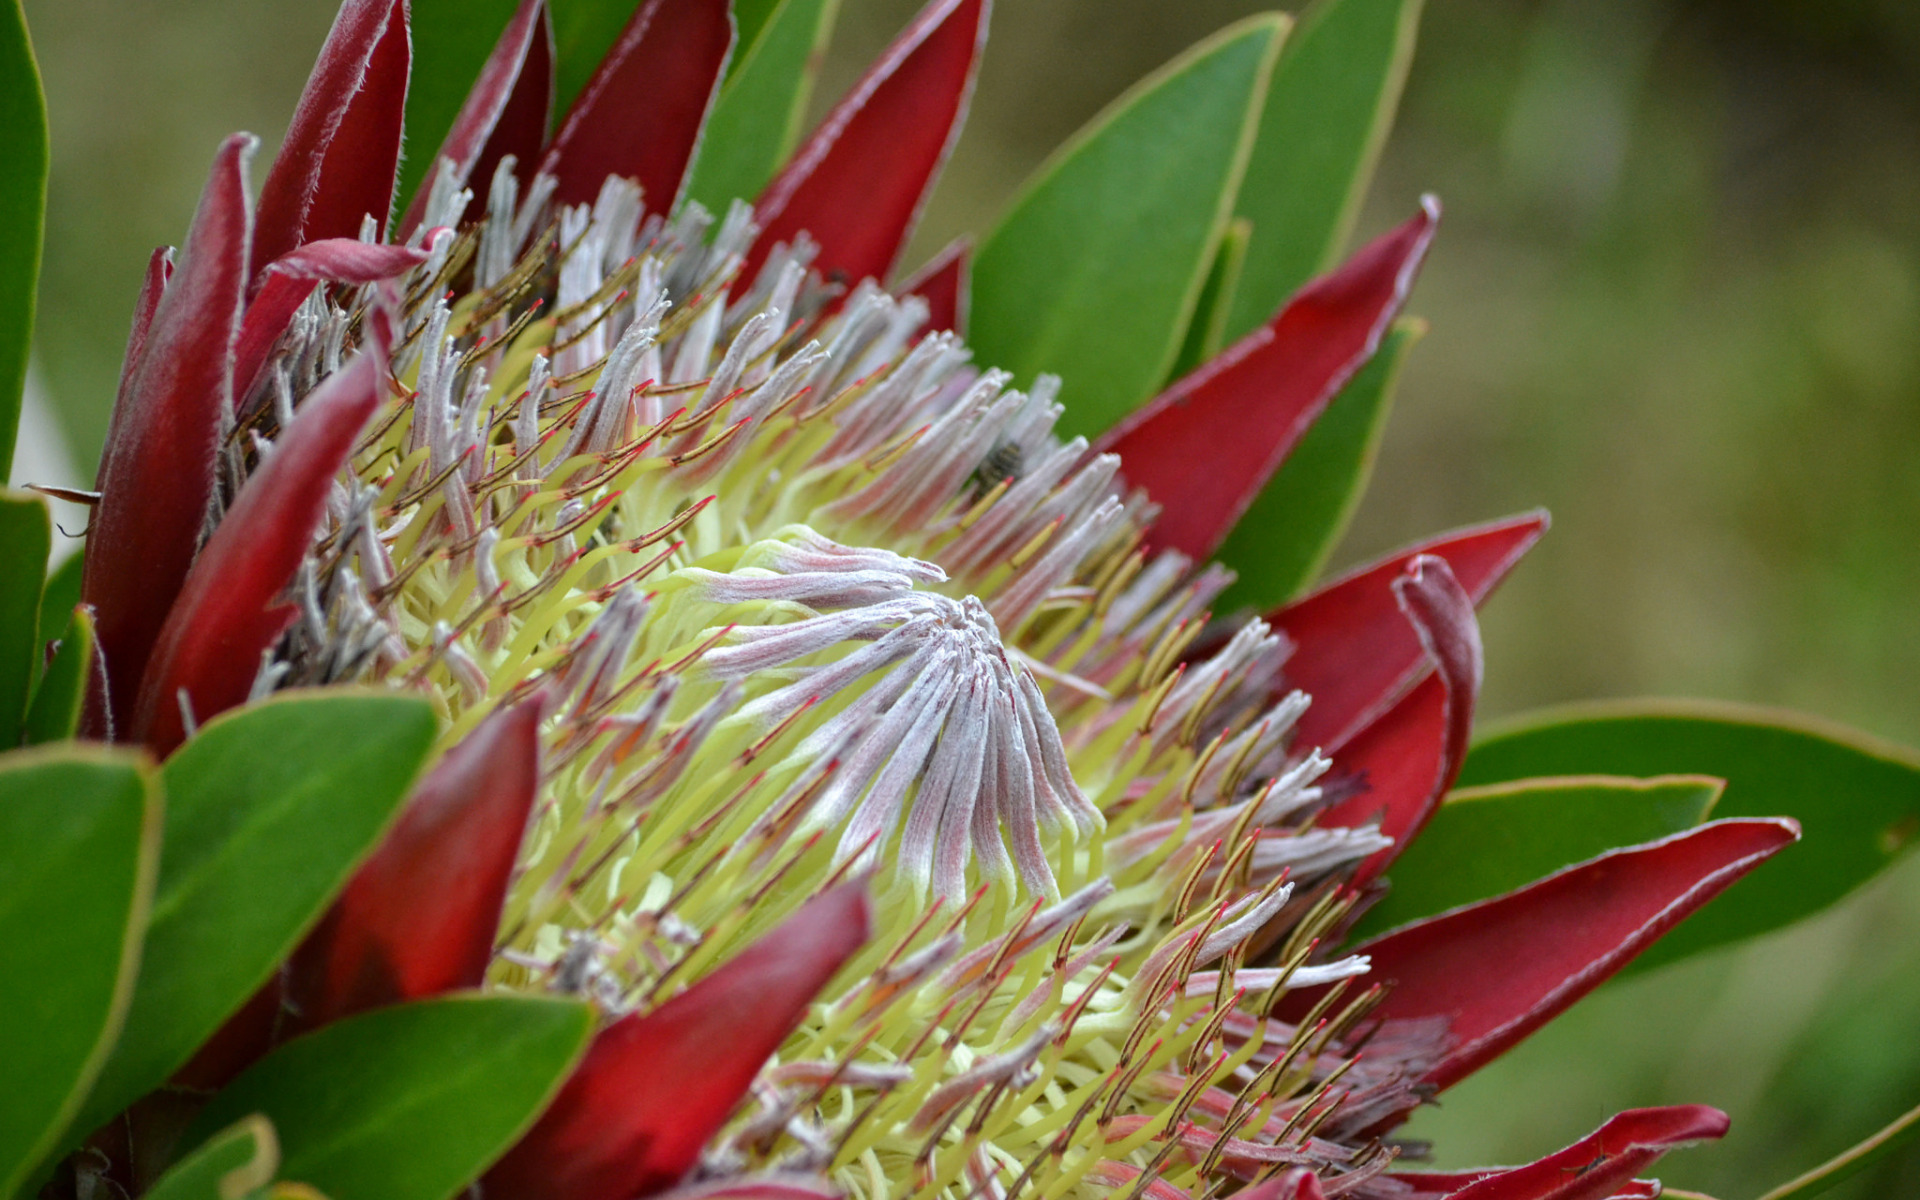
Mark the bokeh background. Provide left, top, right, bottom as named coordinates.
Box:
left=14, top=0, right=1920, bottom=1194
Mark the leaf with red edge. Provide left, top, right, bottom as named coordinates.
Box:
left=286, top=697, right=543, bottom=1036
left=1317, top=553, right=1481, bottom=886
left=1437, top=1106, right=1728, bottom=1200
left=897, top=237, right=971, bottom=336
left=1094, top=198, right=1436, bottom=561
left=234, top=238, right=427, bottom=408
left=400, top=0, right=554, bottom=238
left=83, top=134, right=255, bottom=740
left=1350, top=819, right=1799, bottom=1091
left=1271, top=510, right=1548, bottom=754
left=483, top=883, right=872, bottom=1200
left=540, top=0, right=733, bottom=211
left=131, top=349, right=387, bottom=755
left=252, top=0, right=410, bottom=277
left=741, top=0, right=988, bottom=293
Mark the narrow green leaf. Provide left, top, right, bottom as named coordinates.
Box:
left=0, top=747, right=160, bottom=1196
left=685, top=0, right=842, bottom=211
left=1459, top=699, right=1920, bottom=970
left=24, top=603, right=92, bottom=745
left=400, top=0, right=525, bottom=212
left=1349, top=773, right=1723, bottom=942
left=0, top=490, right=50, bottom=746
left=0, top=0, right=48, bottom=474
left=550, top=0, right=639, bottom=117
left=1221, top=0, right=1423, bottom=342
left=74, top=691, right=437, bottom=1139
left=729, top=0, right=783, bottom=61
left=188, top=996, right=593, bottom=1200
left=971, top=15, right=1289, bottom=440
left=1755, top=1100, right=1920, bottom=1200
left=1215, top=316, right=1421, bottom=611
left=1166, top=217, right=1252, bottom=382
left=145, top=1115, right=280, bottom=1200
left=33, top=546, right=83, bottom=692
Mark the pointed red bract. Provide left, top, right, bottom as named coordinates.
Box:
left=1274, top=511, right=1548, bottom=754
left=1428, top=1106, right=1727, bottom=1200
left=742, top=0, right=989, bottom=292
left=83, top=134, right=256, bottom=740
left=540, top=0, right=733, bottom=211
left=1097, top=199, right=1439, bottom=561
left=1393, top=1171, right=1659, bottom=1199
left=898, top=237, right=971, bottom=336
left=484, top=884, right=872, bottom=1200
left=234, top=239, right=428, bottom=407
left=399, top=0, right=553, bottom=238
left=131, top=347, right=387, bottom=755
left=1318, top=554, right=1481, bottom=885
left=252, top=0, right=410, bottom=277
left=114, top=247, right=174, bottom=407
left=1354, top=820, right=1798, bottom=1091
left=285, top=697, right=543, bottom=1035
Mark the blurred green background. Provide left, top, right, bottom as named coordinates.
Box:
left=15, top=0, right=1920, bottom=1194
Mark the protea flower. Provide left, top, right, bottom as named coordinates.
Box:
left=10, top=1, right=1834, bottom=1199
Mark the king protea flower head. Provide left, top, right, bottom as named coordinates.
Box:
left=52, top=1, right=1803, bottom=1198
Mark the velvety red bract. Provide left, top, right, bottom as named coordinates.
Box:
left=1096, top=198, right=1438, bottom=561
left=897, top=236, right=971, bottom=336
left=1356, top=819, right=1799, bottom=1091
left=251, top=0, right=410, bottom=277
left=285, top=697, right=543, bottom=1035
left=1272, top=511, right=1548, bottom=754
left=400, top=0, right=552, bottom=238
left=483, top=883, right=873, bottom=1200
left=131, top=347, right=387, bottom=755
left=113, top=247, right=174, bottom=408
left=83, top=134, right=255, bottom=740
left=1317, top=554, right=1482, bottom=885
left=235, top=239, right=428, bottom=407
left=1392, top=1172, right=1658, bottom=1200
left=742, top=0, right=989, bottom=292
left=1239, top=1169, right=1325, bottom=1200
left=1437, top=1106, right=1728, bottom=1200
left=540, top=0, right=733, bottom=211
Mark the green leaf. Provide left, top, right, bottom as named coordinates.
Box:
left=1349, top=773, right=1723, bottom=943
left=550, top=0, right=638, bottom=117
left=0, top=747, right=161, bottom=1197
left=1458, top=699, right=1920, bottom=970
left=24, top=602, right=92, bottom=745
left=1166, top=216, right=1252, bottom=382
left=0, top=0, right=48, bottom=474
left=685, top=0, right=842, bottom=212
left=145, top=1115, right=280, bottom=1200
left=399, top=0, right=525, bottom=213
left=33, top=546, right=83, bottom=691
left=74, top=691, right=437, bottom=1139
left=1214, top=316, right=1421, bottom=611
left=1221, top=0, right=1423, bottom=342
left=0, top=490, right=50, bottom=746
left=1755, top=1099, right=1920, bottom=1200
left=187, top=996, right=593, bottom=1200
left=970, top=14, right=1289, bottom=440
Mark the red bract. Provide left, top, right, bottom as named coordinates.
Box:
left=131, top=346, right=388, bottom=755
left=742, top=0, right=989, bottom=292
left=286, top=697, right=544, bottom=1036
left=1410, top=1106, right=1729, bottom=1200
left=1096, top=199, right=1438, bottom=561
left=1318, top=553, right=1482, bottom=885
left=484, top=884, right=872, bottom=1200
left=252, top=0, right=410, bottom=276
left=1272, top=512, right=1549, bottom=753
left=399, top=0, right=552, bottom=237
left=83, top=133, right=254, bottom=740
left=112, top=247, right=173, bottom=405
left=1239, top=1169, right=1325, bottom=1200
left=235, top=239, right=427, bottom=407
left=540, top=0, right=733, bottom=211
left=1354, top=819, right=1799, bottom=1091
left=898, top=236, right=971, bottom=336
